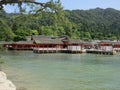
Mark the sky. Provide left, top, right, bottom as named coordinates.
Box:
left=61, top=0, right=120, bottom=10
left=4, top=0, right=120, bottom=13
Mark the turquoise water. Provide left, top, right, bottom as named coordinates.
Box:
left=0, top=51, right=120, bottom=90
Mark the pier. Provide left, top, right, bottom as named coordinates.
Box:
left=113, top=48, right=120, bottom=52
left=33, top=48, right=61, bottom=53
left=33, top=47, right=117, bottom=55
left=33, top=48, right=82, bottom=54
left=86, top=49, right=116, bottom=55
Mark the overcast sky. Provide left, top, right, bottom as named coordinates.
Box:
left=4, top=0, right=120, bottom=13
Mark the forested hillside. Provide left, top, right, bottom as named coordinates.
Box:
left=66, top=8, right=120, bottom=40
left=0, top=8, right=120, bottom=41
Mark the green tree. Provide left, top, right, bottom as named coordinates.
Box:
left=0, top=20, right=15, bottom=41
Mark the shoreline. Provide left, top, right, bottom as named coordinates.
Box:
left=0, top=71, right=16, bottom=90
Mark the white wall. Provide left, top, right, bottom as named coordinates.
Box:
left=68, top=46, right=81, bottom=51
left=100, top=46, right=113, bottom=51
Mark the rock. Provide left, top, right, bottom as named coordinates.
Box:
left=0, top=71, right=16, bottom=90
left=0, top=71, right=7, bottom=83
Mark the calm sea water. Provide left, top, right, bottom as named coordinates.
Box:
left=0, top=51, right=120, bottom=90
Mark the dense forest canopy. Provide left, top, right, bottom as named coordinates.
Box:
left=66, top=8, right=120, bottom=40
left=0, top=1, right=120, bottom=41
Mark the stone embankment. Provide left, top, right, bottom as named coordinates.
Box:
left=0, top=71, right=16, bottom=90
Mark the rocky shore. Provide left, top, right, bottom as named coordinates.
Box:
left=0, top=71, right=16, bottom=90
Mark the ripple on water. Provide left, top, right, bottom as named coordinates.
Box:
left=1, top=51, right=120, bottom=90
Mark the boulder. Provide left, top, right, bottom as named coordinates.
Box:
left=0, top=71, right=16, bottom=90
